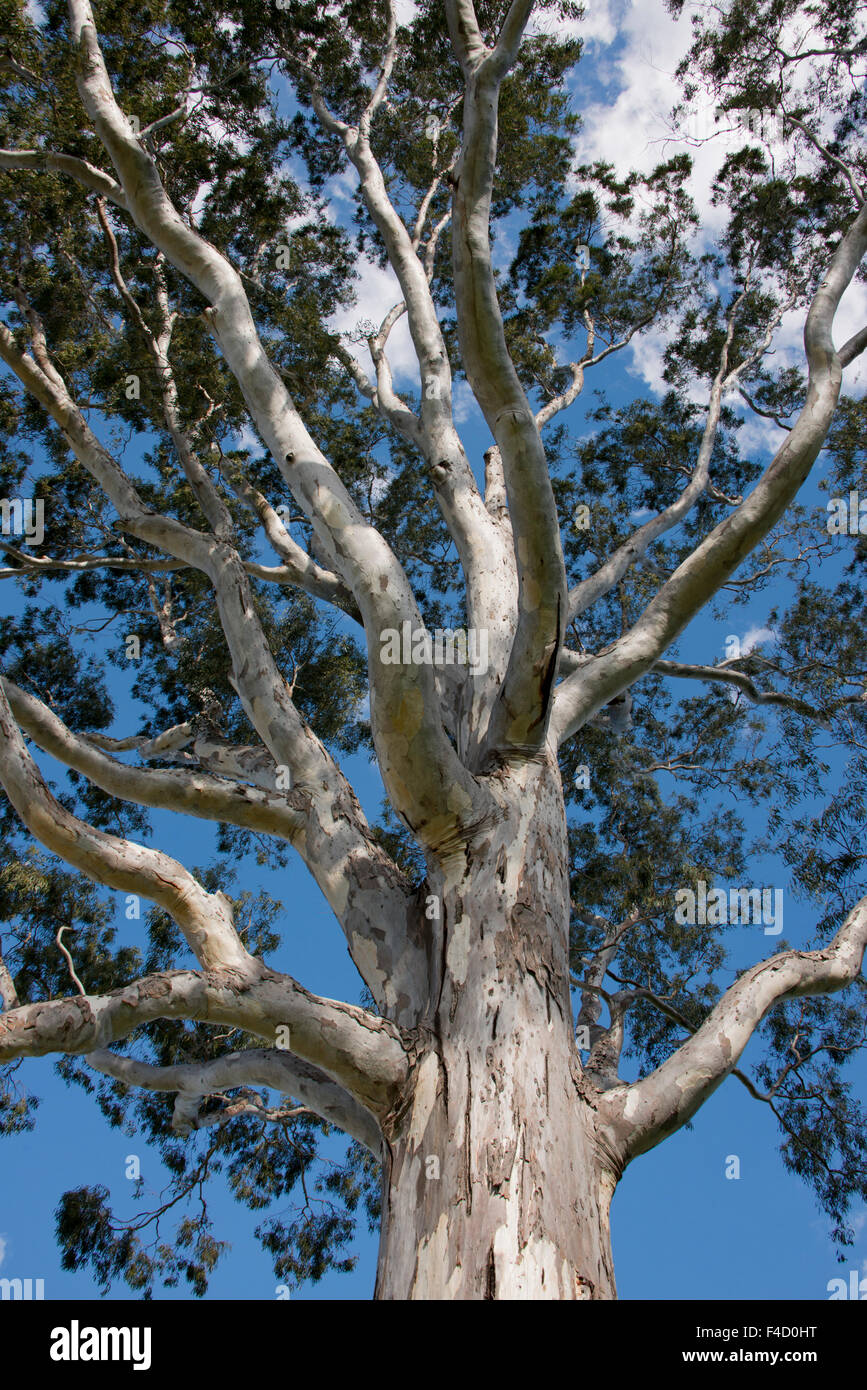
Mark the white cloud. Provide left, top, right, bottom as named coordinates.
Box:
left=323, top=166, right=362, bottom=214
left=723, top=625, right=778, bottom=702
left=626, top=322, right=675, bottom=397
left=570, top=0, right=856, bottom=220
left=281, top=211, right=315, bottom=240
left=531, top=0, right=622, bottom=46
left=231, top=426, right=261, bottom=455
left=568, top=0, right=867, bottom=409
left=393, top=0, right=419, bottom=26
left=736, top=416, right=788, bottom=461
left=328, top=256, right=419, bottom=386
left=571, top=1, right=713, bottom=185
left=199, top=114, right=252, bottom=161
left=835, top=279, right=867, bottom=397
left=370, top=469, right=395, bottom=504
left=492, top=223, right=517, bottom=271
left=575, top=0, right=621, bottom=47
left=741, top=624, right=778, bottom=655
left=452, top=380, right=485, bottom=429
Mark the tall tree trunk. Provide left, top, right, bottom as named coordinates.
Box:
left=375, top=754, right=619, bottom=1300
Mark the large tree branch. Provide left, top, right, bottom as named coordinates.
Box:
left=447, top=0, right=567, bottom=759
left=0, top=147, right=128, bottom=208
left=0, top=275, right=426, bottom=1013
left=782, top=112, right=865, bottom=207
left=223, top=470, right=360, bottom=620
left=96, top=206, right=234, bottom=537
left=597, top=895, right=867, bottom=1167
left=0, top=946, right=18, bottom=1011
left=0, top=962, right=411, bottom=1116
left=82, top=722, right=286, bottom=792
left=3, top=674, right=432, bottom=1023
left=534, top=309, right=604, bottom=433
left=652, top=659, right=865, bottom=721
left=0, top=540, right=335, bottom=594
left=299, top=10, right=511, bottom=655
left=0, top=542, right=182, bottom=578
left=67, top=0, right=488, bottom=860
left=551, top=203, right=867, bottom=745
left=0, top=677, right=307, bottom=841
left=87, top=1046, right=382, bottom=1152
left=0, top=313, right=310, bottom=770
left=0, top=679, right=250, bottom=972
left=0, top=317, right=210, bottom=567
left=839, top=322, right=867, bottom=367
left=566, top=291, right=777, bottom=624
left=537, top=280, right=684, bottom=433
left=445, top=0, right=488, bottom=73
left=332, top=335, right=420, bottom=448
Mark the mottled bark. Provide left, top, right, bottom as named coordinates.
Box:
left=375, top=754, right=618, bottom=1300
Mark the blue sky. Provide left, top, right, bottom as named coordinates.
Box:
left=1, top=0, right=866, bottom=1301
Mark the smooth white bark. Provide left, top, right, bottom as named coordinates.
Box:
left=552, top=202, right=867, bottom=745
left=598, top=895, right=867, bottom=1164
left=87, top=1047, right=382, bottom=1152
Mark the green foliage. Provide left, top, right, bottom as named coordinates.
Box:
left=0, top=0, right=865, bottom=1294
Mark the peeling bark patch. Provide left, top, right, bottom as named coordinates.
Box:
left=446, top=914, right=471, bottom=986
left=492, top=1225, right=573, bottom=1300
left=413, top=1214, right=463, bottom=1299
left=408, top=1052, right=439, bottom=1151
left=485, top=1126, right=520, bottom=1193
left=350, top=933, right=388, bottom=1009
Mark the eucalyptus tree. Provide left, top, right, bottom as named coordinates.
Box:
left=0, top=0, right=866, bottom=1300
